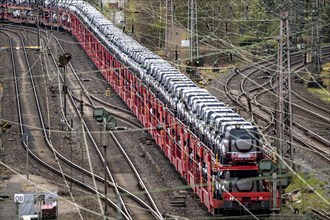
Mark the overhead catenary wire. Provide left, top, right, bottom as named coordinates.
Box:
left=1, top=22, right=328, bottom=179
left=1, top=18, right=328, bottom=163
left=1, top=0, right=328, bottom=218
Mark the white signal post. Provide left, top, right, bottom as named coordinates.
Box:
left=102, top=117, right=108, bottom=218
left=26, top=135, right=29, bottom=180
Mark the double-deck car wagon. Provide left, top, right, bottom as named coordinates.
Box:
left=1, top=0, right=284, bottom=214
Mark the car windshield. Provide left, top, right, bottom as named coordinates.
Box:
left=230, top=170, right=258, bottom=178
left=218, top=170, right=258, bottom=179
left=229, top=128, right=260, bottom=140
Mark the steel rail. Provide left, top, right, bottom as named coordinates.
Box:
left=227, top=48, right=330, bottom=162
left=3, top=26, right=159, bottom=219
left=1, top=28, right=129, bottom=219
left=45, top=28, right=163, bottom=219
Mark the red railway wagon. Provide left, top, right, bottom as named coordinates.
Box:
left=3, top=3, right=280, bottom=215
left=3, top=3, right=36, bottom=23
left=70, top=13, right=280, bottom=213
left=0, top=2, right=3, bottom=19
left=42, top=5, right=70, bottom=28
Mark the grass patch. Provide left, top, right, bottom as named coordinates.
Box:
left=321, top=62, right=330, bottom=87
left=308, top=62, right=330, bottom=103
left=284, top=172, right=330, bottom=213
left=307, top=88, right=330, bottom=102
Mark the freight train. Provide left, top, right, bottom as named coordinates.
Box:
left=1, top=0, right=285, bottom=215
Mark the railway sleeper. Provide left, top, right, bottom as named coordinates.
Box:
left=170, top=201, right=186, bottom=207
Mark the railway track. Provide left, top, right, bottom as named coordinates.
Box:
left=2, top=24, right=165, bottom=219
left=309, top=208, right=330, bottom=220
left=50, top=27, right=163, bottom=219
left=0, top=27, right=114, bottom=218
left=224, top=47, right=330, bottom=162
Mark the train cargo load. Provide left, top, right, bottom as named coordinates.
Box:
left=1, top=0, right=284, bottom=215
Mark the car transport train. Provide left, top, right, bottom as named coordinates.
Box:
left=1, top=0, right=285, bottom=215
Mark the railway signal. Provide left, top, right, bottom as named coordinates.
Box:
left=93, top=107, right=117, bottom=131
left=93, top=107, right=118, bottom=217
left=194, top=57, right=203, bottom=67
left=185, top=60, right=194, bottom=74
left=58, top=53, right=72, bottom=118
left=194, top=59, right=200, bottom=67
left=58, top=53, right=72, bottom=67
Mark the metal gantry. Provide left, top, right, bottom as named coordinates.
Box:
left=312, top=0, right=322, bottom=74
left=188, top=0, right=198, bottom=61
left=276, top=7, right=293, bottom=162
left=164, top=0, right=173, bottom=55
